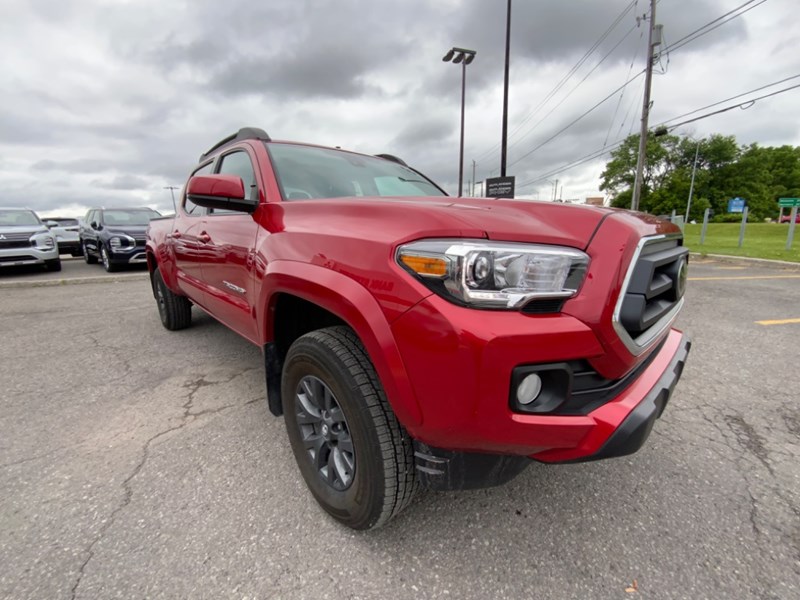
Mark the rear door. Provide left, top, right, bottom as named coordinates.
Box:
left=198, top=147, right=262, bottom=343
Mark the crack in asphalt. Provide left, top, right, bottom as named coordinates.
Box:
left=68, top=368, right=259, bottom=600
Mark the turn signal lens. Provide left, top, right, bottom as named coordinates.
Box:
left=399, top=255, right=448, bottom=278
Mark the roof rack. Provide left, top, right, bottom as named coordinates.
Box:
left=375, top=153, right=409, bottom=167
left=199, top=127, right=271, bottom=162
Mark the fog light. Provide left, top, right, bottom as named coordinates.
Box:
left=517, top=374, right=542, bottom=405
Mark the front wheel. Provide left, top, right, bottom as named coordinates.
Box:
left=82, top=241, right=97, bottom=264
left=45, top=258, right=61, bottom=272
left=100, top=246, right=117, bottom=272
left=282, top=326, right=417, bottom=530
left=153, top=267, right=192, bottom=330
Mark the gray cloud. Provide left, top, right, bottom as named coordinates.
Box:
left=0, top=0, right=794, bottom=219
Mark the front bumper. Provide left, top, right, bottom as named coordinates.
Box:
left=534, top=332, right=690, bottom=463
left=107, top=247, right=148, bottom=265
left=0, top=245, right=59, bottom=267
left=391, top=290, right=690, bottom=460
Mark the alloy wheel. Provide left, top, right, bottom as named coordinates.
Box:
left=294, top=375, right=356, bottom=491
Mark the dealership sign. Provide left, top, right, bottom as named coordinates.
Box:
left=485, top=176, right=515, bottom=199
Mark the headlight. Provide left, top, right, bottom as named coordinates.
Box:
left=30, top=233, right=56, bottom=249
left=396, top=240, right=589, bottom=310
left=109, top=235, right=137, bottom=250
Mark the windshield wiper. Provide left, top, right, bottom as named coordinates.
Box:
left=397, top=177, right=433, bottom=186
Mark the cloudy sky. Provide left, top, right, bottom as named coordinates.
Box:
left=2, top=0, right=798, bottom=217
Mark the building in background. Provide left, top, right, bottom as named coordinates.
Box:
left=585, top=196, right=605, bottom=207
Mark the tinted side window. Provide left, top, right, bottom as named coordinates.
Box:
left=217, top=151, right=258, bottom=201
left=184, top=161, right=215, bottom=216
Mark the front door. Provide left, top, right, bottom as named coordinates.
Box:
left=199, top=149, right=262, bottom=343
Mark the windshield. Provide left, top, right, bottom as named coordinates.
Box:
left=0, top=210, right=42, bottom=227
left=102, top=210, right=159, bottom=226
left=46, top=218, right=79, bottom=227
left=266, top=143, right=446, bottom=201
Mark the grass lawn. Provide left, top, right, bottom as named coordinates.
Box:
left=682, top=222, right=800, bottom=262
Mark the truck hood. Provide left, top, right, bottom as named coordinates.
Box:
left=280, top=196, right=613, bottom=250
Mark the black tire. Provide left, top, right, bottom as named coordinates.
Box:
left=282, top=326, right=417, bottom=530
left=153, top=267, right=192, bottom=330
left=82, top=241, right=97, bottom=264
left=100, top=246, right=118, bottom=272
left=45, top=258, right=61, bottom=272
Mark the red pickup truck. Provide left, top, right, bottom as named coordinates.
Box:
left=146, top=127, right=691, bottom=530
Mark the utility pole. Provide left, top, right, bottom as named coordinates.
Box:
left=630, top=0, right=660, bottom=212
left=472, top=160, right=477, bottom=196
left=685, top=141, right=700, bottom=222
left=500, top=0, right=512, bottom=177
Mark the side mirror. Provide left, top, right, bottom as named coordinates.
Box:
left=45, top=220, right=58, bottom=228
left=91, top=221, right=101, bottom=230
left=186, top=174, right=258, bottom=213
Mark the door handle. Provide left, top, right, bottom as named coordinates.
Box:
left=172, top=230, right=182, bottom=239
left=198, top=232, right=211, bottom=244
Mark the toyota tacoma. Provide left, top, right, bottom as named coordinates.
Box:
left=146, top=127, right=691, bottom=530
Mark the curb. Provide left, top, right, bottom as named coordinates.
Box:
left=0, top=273, right=150, bottom=289
left=690, top=252, right=800, bottom=270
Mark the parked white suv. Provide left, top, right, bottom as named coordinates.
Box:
left=0, top=208, right=61, bottom=271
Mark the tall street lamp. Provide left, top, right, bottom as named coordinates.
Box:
left=443, top=46, right=476, bottom=197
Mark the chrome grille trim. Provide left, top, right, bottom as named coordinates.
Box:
left=612, top=233, right=685, bottom=356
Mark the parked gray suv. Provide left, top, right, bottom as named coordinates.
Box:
left=0, top=208, right=61, bottom=271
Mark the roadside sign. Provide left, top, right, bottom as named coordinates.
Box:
left=485, top=176, right=515, bottom=199
left=727, top=197, right=746, bottom=213
left=778, top=198, right=800, bottom=207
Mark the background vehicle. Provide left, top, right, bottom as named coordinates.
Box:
left=80, top=207, right=161, bottom=272
left=146, top=127, right=690, bottom=530
left=0, top=208, right=60, bottom=271
left=779, top=212, right=800, bottom=223
left=42, top=217, right=82, bottom=256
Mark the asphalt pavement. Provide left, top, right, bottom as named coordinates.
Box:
left=0, top=257, right=798, bottom=599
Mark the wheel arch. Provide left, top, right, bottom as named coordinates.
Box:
left=260, top=261, right=423, bottom=430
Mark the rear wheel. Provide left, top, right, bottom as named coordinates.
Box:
left=82, top=241, right=97, bottom=264
left=282, top=326, right=417, bottom=530
left=153, top=267, right=192, bottom=330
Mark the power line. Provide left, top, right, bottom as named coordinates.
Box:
left=472, top=0, right=639, bottom=164
left=518, top=75, right=800, bottom=191
left=506, top=22, right=639, bottom=156
left=507, top=69, right=645, bottom=169
left=659, top=82, right=800, bottom=132
left=655, top=73, right=800, bottom=128
left=603, top=27, right=646, bottom=148
left=661, top=0, right=767, bottom=55
left=517, top=138, right=628, bottom=190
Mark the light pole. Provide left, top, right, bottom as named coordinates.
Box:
left=443, top=47, right=477, bottom=197
left=500, top=0, right=511, bottom=177
left=163, top=186, right=179, bottom=213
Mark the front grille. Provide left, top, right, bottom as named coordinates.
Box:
left=614, top=235, right=687, bottom=353
left=0, top=232, right=34, bottom=243
left=0, top=255, right=37, bottom=263
left=0, top=240, right=32, bottom=249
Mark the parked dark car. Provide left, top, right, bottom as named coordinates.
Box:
left=42, top=217, right=82, bottom=256
left=80, top=207, right=161, bottom=272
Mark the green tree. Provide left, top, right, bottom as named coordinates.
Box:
left=600, top=132, right=800, bottom=221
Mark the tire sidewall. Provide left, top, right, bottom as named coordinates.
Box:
left=154, top=269, right=170, bottom=327
left=282, top=340, right=387, bottom=529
